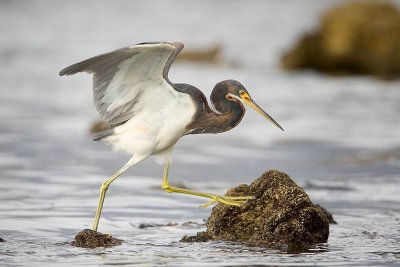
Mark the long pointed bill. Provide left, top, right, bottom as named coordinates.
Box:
left=242, top=95, right=284, bottom=131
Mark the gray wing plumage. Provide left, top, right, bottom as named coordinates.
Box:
left=59, top=42, right=184, bottom=126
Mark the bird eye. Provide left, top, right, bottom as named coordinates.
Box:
left=239, top=91, right=245, bottom=96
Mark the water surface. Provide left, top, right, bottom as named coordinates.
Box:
left=1, top=0, right=400, bottom=266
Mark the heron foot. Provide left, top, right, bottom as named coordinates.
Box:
left=161, top=183, right=253, bottom=208
left=199, top=195, right=253, bottom=208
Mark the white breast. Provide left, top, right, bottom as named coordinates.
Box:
left=105, top=89, right=196, bottom=157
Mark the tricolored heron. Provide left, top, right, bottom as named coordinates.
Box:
left=60, top=42, right=283, bottom=232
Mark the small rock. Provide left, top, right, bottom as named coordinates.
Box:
left=177, top=45, right=222, bottom=64
left=181, top=231, right=212, bottom=243
left=0, top=237, right=5, bottom=242
left=138, top=222, right=178, bottom=229
left=89, top=120, right=109, bottom=134
left=181, top=170, right=331, bottom=252
left=71, top=229, right=122, bottom=248
left=138, top=223, right=156, bottom=229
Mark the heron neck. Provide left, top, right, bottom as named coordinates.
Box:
left=186, top=100, right=245, bottom=135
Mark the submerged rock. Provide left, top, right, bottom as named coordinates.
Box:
left=181, top=170, right=331, bottom=251
left=138, top=222, right=178, bottom=229
left=71, top=229, right=122, bottom=248
left=281, top=2, right=400, bottom=80
left=89, top=120, right=109, bottom=134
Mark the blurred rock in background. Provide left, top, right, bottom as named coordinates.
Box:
left=281, top=1, right=400, bottom=80
left=176, top=44, right=222, bottom=64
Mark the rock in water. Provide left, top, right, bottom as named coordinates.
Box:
left=176, top=44, right=222, bottom=64
left=71, top=229, right=122, bottom=248
left=181, top=170, right=330, bottom=251
left=281, top=2, right=400, bottom=80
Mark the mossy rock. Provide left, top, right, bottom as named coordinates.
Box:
left=181, top=170, right=331, bottom=251
left=281, top=2, right=400, bottom=79
left=71, top=229, right=122, bottom=248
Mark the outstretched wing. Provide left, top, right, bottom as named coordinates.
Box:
left=59, top=42, right=184, bottom=126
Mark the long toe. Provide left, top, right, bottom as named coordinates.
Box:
left=199, top=199, right=217, bottom=209
left=222, top=195, right=254, bottom=200
left=199, top=195, right=252, bottom=208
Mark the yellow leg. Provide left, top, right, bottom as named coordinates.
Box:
left=92, top=155, right=146, bottom=232
left=161, top=159, right=253, bottom=208
left=92, top=170, right=121, bottom=232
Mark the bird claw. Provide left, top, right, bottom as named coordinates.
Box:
left=199, top=195, right=253, bottom=208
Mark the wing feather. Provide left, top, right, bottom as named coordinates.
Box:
left=59, top=42, right=184, bottom=125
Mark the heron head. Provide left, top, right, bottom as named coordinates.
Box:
left=225, top=80, right=284, bottom=131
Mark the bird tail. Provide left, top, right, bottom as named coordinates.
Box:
left=93, top=128, right=115, bottom=141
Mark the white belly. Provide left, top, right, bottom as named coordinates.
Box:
left=105, top=93, right=195, bottom=157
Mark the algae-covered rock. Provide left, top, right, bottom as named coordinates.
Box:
left=71, top=229, right=122, bottom=248
left=281, top=2, right=400, bottom=79
left=180, top=231, right=212, bottom=243
left=181, top=170, right=331, bottom=251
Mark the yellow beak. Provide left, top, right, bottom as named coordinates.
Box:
left=241, top=93, right=284, bottom=131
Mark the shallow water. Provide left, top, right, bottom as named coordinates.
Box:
left=1, top=0, right=400, bottom=266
